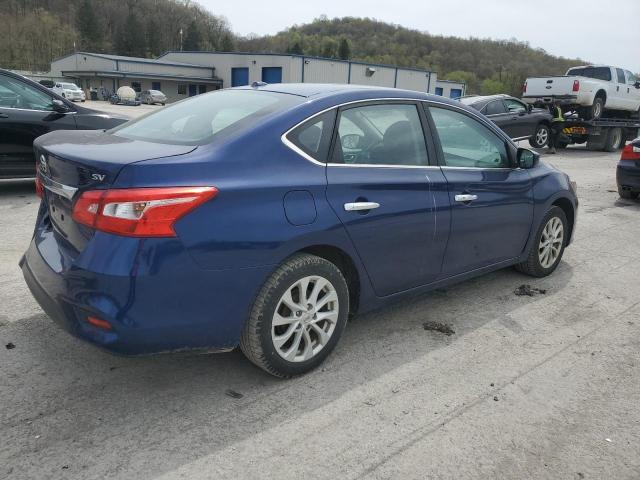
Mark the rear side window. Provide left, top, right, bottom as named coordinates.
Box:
left=111, top=89, right=303, bottom=145
left=429, top=106, right=509, bottom=169
left=286, top=110, right=336, bottom=162
left=484, top=100, right=506, bottom=115
left=567, top=67, right=612, bottom=81
left=332, top=103, right=428, bottom=166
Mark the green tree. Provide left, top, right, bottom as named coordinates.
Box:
left=76, top=0, right=102, bottom=51
left=480, top=78, right=507, bottom=95
left=183, top=20, right=202, bottom=51
left=220, top=33, right=234, bottom=51
left=338, top=37, right=350, bottom=60
left=116, top=12, right=146, bottom=57
left=444, top=70, right=479, bottom=94
left=288, top=42, right=303, bottom=55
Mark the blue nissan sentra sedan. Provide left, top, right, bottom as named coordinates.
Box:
left=21, top=83, right=578, bottom=377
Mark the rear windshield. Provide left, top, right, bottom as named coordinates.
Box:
left=567, top=67, right=612, bottom=81
left=111, top=89, right=303, bottom=146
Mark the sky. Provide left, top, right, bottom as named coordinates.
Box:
left=199, top=0, right=640, bottom=72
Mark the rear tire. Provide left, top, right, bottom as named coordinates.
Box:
left=603, top=127, right=624, bottom=152
left=240, top=253, right=349, bottom=378
left=529, top=124, right=550, bottom=148
left=618, top=187, right=639, bottom=200
left=587, top=96, right=605, bottom=120
left=516, top=206, right=568, bottom=277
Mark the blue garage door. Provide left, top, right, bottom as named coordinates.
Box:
left=450, top=88, right=462, bottom=99
left=435, top=87, right=443, bottom=96
left=231, top=67, right=249, bottom=87
left=262, top=67, right=282, bottom=83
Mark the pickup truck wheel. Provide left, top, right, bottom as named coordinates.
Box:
left=587, top=97, right=604, bottom=120
left=240, top=253, right=349, bottom=378
left=529, top=124, right=550, bottom=148
left=516, top=206, right=567, bottom=277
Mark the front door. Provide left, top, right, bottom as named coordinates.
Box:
left=426, top=104, right=534, bottom=276
left=325, top=101, right=450, bottom=296
left=0, top=72, right=76, bottom=178
left=503, top=98, right=536, bottom=138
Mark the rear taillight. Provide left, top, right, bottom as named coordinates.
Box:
left=621, top=144, right=640, bottom=161
left=572, top=80, right=580, bottom=92
left=35, top=161, right=43, bottom=198
left=72, top=186, right=217, bottom=237
left=522, top=81, right=527, bottom=94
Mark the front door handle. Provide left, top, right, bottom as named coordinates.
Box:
left=344, top=201, right=380, bottom=212
left=455, top=194, right=478, bottom=203
left=0, top=113, right=8, bottom=119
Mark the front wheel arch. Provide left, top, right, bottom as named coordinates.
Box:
left=552, top=197, right=575, bottom=246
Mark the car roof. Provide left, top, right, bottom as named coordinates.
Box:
left=234, top=82, right=460, bottom=105
left=459, top=94, right=517, bottom=107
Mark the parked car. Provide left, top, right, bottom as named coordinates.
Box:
left=0, top=68, right=128, bottom=178
left=459, top=94, right=553, bottom=148
left=109, top=86, right=141, bottom=106
left=139, top=89, right=167, bottom=105
left=22, top=84, right=578, bottom=377
left=617, top=137, right=640, bottom=199
left=522, top=65, right=640, bottom=120
left=52, top=82, right=86, bottom=102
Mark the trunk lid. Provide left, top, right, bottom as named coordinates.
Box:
left=525, top=76, right=577, bottom=97
left=33, top=130, right=196, bottom=253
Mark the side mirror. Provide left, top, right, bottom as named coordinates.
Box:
left=527, top=104, right=533, bottom=112
left=517, top=147, right=539, bottom=169
left=51, top=99, right=70, bottom=113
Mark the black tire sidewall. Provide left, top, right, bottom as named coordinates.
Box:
left=255, top=258, right=349, bottom=377
left=530, top=124, right=550, bottom=148
left=531, top=207, right=568, bottom=276
left=592, top=97, right=604, bottom=119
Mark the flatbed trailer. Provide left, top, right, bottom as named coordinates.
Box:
left=556, top=116, right=640, bottom=152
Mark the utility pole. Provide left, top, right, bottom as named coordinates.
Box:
left=179, top=28, right=183, bottom=51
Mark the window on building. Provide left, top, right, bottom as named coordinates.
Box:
left=177, top=84, right=187, bottom=95
left=131, top=82, right=141, bottom=93
left=435, top=87, right=444, bottom=96
left=429, top=107, right=509, bottom=169
left=152, top=82, right=161, bottom=91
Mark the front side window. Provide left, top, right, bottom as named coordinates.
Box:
left=0, top=74, right=53, bottom=111
left=111, top=89, right=303, bottom=146
left=429, top=106, right=509, bottom=169
left=484, top=100, right=506, bottom=115
left=287, top=110, right=335, bottom=162
left=625, top=70, right=638, bottom=85
left=504, top=99, right=527, bottom=113
left=616, top=69, right=626, bottom=84
left=332, top=103, right=428, bottom=166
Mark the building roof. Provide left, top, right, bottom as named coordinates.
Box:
left=54, top=52, right=213, bottom=70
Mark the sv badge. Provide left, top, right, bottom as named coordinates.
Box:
left=91, top=173, right=106, bottom=182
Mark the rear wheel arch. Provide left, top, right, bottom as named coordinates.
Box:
left=298, top=245, right=361, bottom=315
left=551, top=197, right=575, bottom=245
left=595, top=90, right=607, bottom=103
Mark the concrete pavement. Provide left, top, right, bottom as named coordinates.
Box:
left=1, top=146, right=639, bottom=479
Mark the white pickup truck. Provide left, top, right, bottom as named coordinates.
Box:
left=522, top=65, right=640, bottom=119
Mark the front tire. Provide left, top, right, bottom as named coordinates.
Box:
left=240, top=253, right=349, bottom=377
left=618, top=187, right=639, bottom=200
left=516, top=206, right=568, bottom=277
left=529, top=123, right=550, bottom=148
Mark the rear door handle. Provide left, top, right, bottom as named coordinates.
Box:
left=344, top=201, right=380, bottom=211
left=0, top=113, right=8, bottom=118
left=454, top=194, right=478, bottom=202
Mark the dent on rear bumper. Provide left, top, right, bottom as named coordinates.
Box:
left=21, top=232, right=275, bottom=355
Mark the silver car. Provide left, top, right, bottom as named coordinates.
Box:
left=139, top=90, right=167, bottom=105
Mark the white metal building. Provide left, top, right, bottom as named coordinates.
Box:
left=49, top=51, right=465, bottom=103
left=49, top=52, right=222, bottom=102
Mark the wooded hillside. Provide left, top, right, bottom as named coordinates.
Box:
left=238, top=16, right=586, bottom=96
left=0, top=3, right=587, bottom=96
left=0, top=0, right=234, bottom=71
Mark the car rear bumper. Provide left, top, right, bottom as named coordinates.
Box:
left=617, top=162, right=640, bottom=191
left=20, top=230, right=274, bottom=355
left=522, top=95, right=578, bottom=106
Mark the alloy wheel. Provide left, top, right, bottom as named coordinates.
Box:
left=538, top=217, right=564, bottom=268
left=271, top=275, right=339, bottom=362
left=535, top=127, right=549, bottom=147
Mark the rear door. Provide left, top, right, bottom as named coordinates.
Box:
left=482, top=100, right=514, bottom=136
left=0, top=72, right=76, bottom=178
left=425, top=103, right=534, bottom=276
left=325, top=101, right=450, bottom=296
left=503, top=98, right=535, bottom=138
